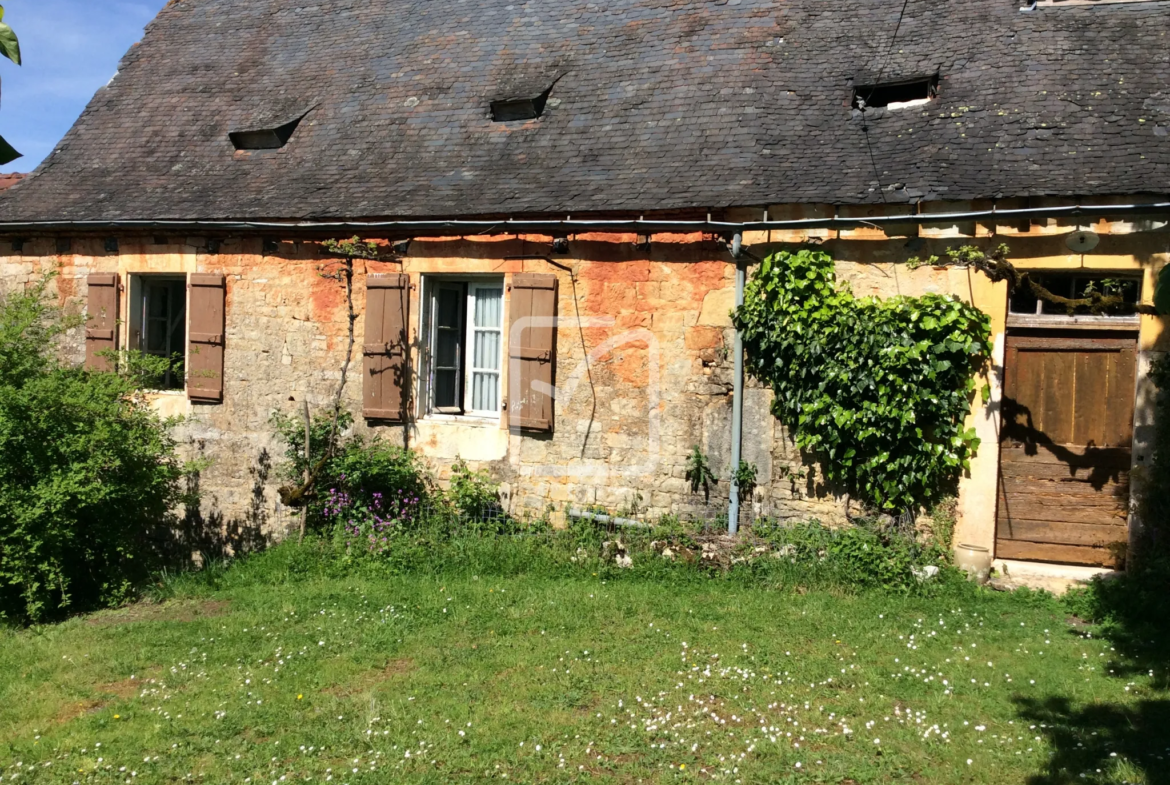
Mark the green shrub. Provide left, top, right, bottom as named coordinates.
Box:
left=216, top=514, right=957, bottom=598
left=447, top=458, right=506, bottom=523
left=0, top=277, right=186, bottom=623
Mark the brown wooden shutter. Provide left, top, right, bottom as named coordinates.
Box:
left=188, top=273, right=226, bottom=403
left=363, top=273, right=409, bottom=420
left=85, top=273, right=120, bottom=371
left=508, top=273, right=558, bottom=432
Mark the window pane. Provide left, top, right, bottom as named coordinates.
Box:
left=436, top=287, right=462, bottom=329
left=435, top=326, right=459, bottom=367
left=472, top=372, right=498, bottom=412
left=474, top=287, right=503, bottom=328
left=168, top=281, right=187, bottom=356
left=434, top=368, right=459, bottom=409
left=1009, top=287, right=1039, bottom=315
left=147, top=285, right=169, bottom=318
left=473, top=330, right=500, bottom=372
left=145, top=319, right=167, bottom=352
left=431, top=283, right=465, bottom=412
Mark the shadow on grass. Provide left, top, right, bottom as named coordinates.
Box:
left=1016, top=696, right=1170, bottom=784
left=1018, top=563, right=1170, bottom=784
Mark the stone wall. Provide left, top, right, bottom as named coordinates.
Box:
left=0, top=215, right=1166, bottom=555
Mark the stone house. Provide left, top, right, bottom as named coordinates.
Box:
left=0, top=0, right=1167, bottom=575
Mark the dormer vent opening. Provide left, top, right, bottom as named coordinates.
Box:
left=853, top=75, right=938, bottom=111
left=229, top=116, right=304, bottom=151
left=490, top=84, right=555, bottom=122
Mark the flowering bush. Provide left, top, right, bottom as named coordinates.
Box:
left=323, top=486, right=423, bottom=556
left=271, top=411, right=434, bottom=531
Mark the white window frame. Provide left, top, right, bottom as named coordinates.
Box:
left=419, top=275, right=505, bottom=421
left=465, top=281, right=504, bottom=417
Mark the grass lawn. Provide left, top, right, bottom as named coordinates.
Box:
left=0, top=544, right=1160, bottom=785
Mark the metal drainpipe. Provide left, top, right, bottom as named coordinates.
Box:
left=728, top=233, right=746, bottom=535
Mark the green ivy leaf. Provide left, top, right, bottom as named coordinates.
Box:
left=0, top=11, right=20, bottom=67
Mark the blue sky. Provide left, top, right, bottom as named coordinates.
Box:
left=0, top=0, right=167, bottom=173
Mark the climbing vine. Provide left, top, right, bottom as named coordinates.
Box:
left=734, top=249, right=992, bottom=514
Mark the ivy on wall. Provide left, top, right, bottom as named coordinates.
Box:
left=734, top=250, right=992, bottom=514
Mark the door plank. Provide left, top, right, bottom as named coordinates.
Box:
left=1008, top=336, right=1136, bottom=351
left=999, top=461, right=1129, bottom=483
left=995, top=497, right=1128, bottom=525
left=1073, top=351, right=1108, bottom=446
left=999, top=444, right=1132, bottom=469
left=998, top=484, right=1130, bottom=505
left=1107, top=347, right=1137, bottom=447
left=997, top=518, right=1128, bottom=547
left=1044, top=351, right=1076, bottom=446
left=995, top=539, right=1123, bottom=568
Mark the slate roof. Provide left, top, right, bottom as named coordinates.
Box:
left=3, top=0, right=1170, bottom=222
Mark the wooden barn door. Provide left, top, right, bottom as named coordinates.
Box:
left=996, top=332, right=1137, bottom=568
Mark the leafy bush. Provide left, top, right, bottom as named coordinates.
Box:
left=447, top=458, right=508, bottom=525
left=271, top=410, right=433, bottom=527
left=0, top=277, right=186, bottom=622
left=734, top=249, right=992, bottom=514
left=733, top=460, right=758, bottom=501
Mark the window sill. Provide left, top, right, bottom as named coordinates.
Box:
left=421, top=412, right=501, bottom=427
left=1006, top=314, right=1142, bottom=331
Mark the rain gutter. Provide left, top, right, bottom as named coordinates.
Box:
left=1, top=201, right=1169, bottom=235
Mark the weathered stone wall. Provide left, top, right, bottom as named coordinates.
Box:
left=1, top=210, right=1166, bottom=555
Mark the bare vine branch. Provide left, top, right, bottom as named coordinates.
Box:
left=278, top=238, right=394, bottom=510
left=911, top=244, right=1157, bottom=317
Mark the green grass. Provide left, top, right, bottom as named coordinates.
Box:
left=0, top=541, right=1161, bottom=785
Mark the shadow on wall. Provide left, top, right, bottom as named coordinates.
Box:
left=154, top=448, right=274, bottom=564
left=1002, top=397, right=1131, bottom=492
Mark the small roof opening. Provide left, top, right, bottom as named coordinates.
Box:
left=229, top=116, right=304, bottom=151
left=853, top=76, right=938, bottom=111
left=490, top=84, right=554, bottom=122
